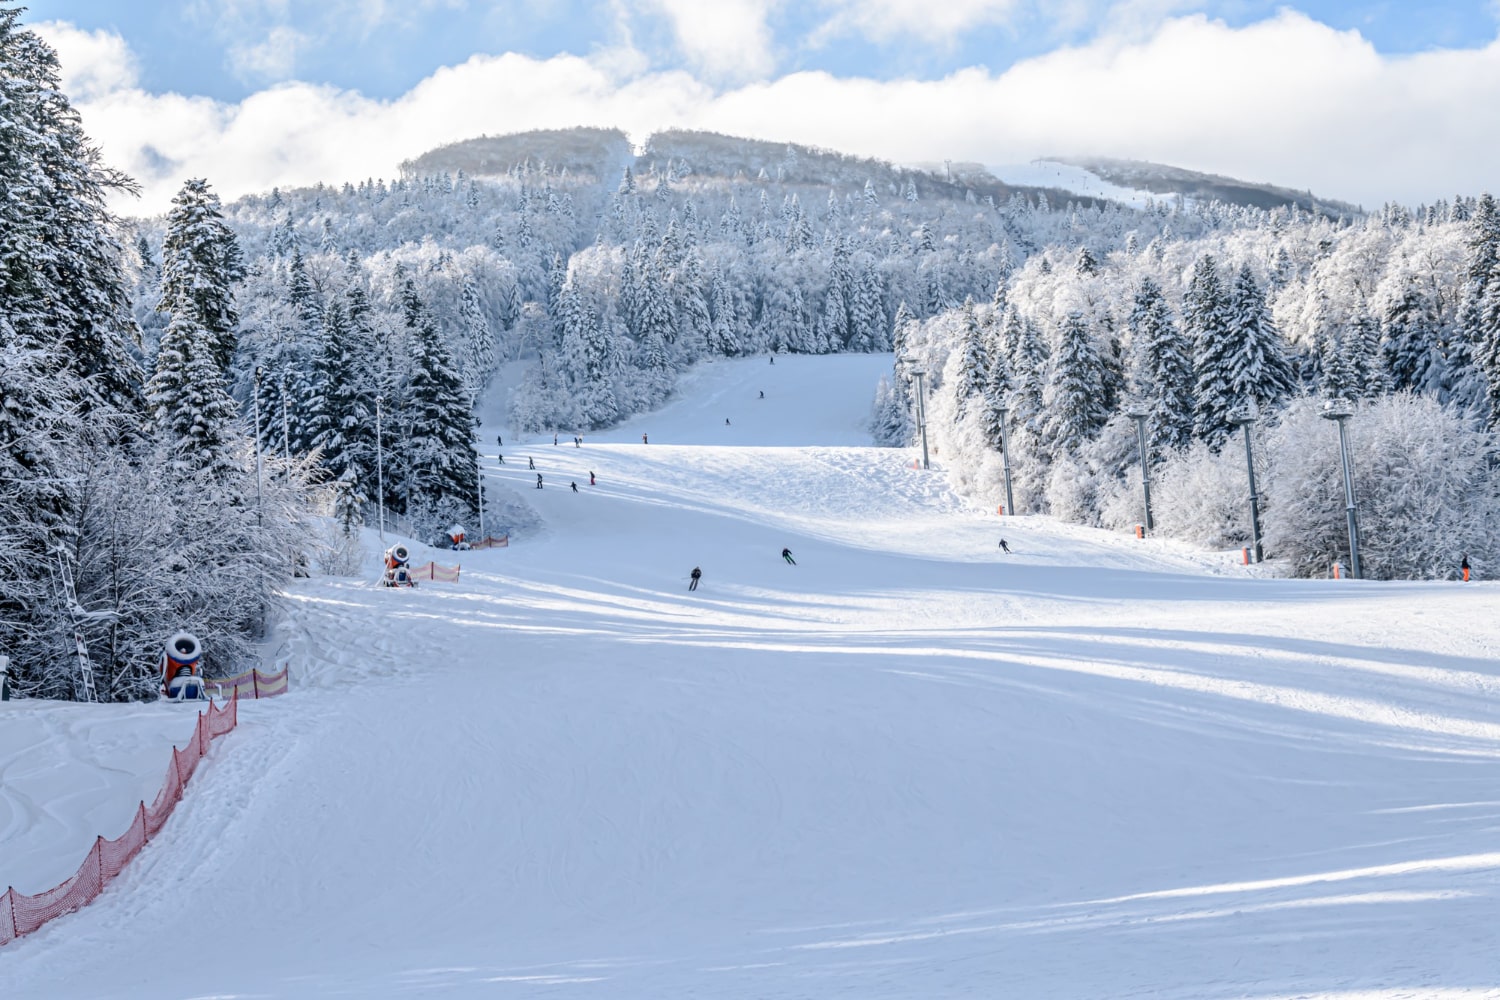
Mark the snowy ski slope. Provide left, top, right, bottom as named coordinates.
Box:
left=4, top=354, right=1500, bottom=999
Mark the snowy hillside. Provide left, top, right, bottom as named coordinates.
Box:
left=5, top=355, right=1500, bottom=999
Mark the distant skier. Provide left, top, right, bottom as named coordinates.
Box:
left=689, top=566, right=701, bottom=591
left=999, top=539, right=1011, bottom=553
left=642, top=433, right=648, bottom=444
left=759, top=390, right=764, bottom=399
left=574, top=436, right=581, bottom=447
left=725, top=418, right=731, bottom=426
left=1462, top=553, right=1472, bottom=581
left=536, top=474, right=544, bottom=489
left=528, top=456, right=535, bottom=470
left=497, top=454, right=504, bottom=465
left=769, top=355, right=775, bottom=365
left=589, top=471, right=596, bottom=486
left=553, top=433, right=558, bottom=445
left=781, top=547, right=796, bottom=565
left=571, top=481, right=579, bottom=492
left=496, top=434, right=503, bottom=447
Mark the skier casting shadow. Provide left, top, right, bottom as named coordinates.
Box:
left=999, top=539, right=1011, bottom=553
left=781, top=547, right=796, bottom=565
left=689, top=567, right=701, bottom=591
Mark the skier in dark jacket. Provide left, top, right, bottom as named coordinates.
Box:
left=536, top=474, right=543, bottom=489
left=689, top=567, right=701, bottom=591
left=781, top=547, right=796, bottom=565
left=570, top=481, right=578, bottom=492
left=589, top=471, right=595, bottom=486
left=999, top=539, right=1011, bottom=553
left=528, top=456, right=535, bottom=470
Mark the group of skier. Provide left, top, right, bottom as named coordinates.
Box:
left=687, top=548, right=794, bottom=592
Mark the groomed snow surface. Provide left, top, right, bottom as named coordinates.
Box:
left=5, top=354, right=1500, bottom=999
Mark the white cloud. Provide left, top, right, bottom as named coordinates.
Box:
left=633, top=0, right=779, bottom=80
left=42, top=11, right=1500, bottom=216
left=35, top=21, right=141, bottom=101
left=229, top=25, right=312, bottom=81
left=814, top=0, right=1025, bottom=45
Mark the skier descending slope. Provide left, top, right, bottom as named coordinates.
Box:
left=689, top=567, right=701, bottom=591
left=782, top=547, right=796, bottom=565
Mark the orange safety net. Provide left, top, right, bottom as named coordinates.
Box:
left=469, top=534, right=509, bottom=550
left=1, top=697, right=237, bottom=946
left=204, top=663, right=290, bottom=701
left=408, top=561, right=461, bottom=582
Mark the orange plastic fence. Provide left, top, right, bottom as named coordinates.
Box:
left=470, top=534, right=509, bottom=550
left=409, top=561, right=461, bottom=582
left=205, top=663, right=290, bottom=701
left=1, top=697, right=237, bottom=946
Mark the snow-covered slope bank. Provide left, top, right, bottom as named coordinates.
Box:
left=4, top=356, right=1500, bottom=999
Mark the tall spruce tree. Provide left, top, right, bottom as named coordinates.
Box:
left=1045, top=311, right=1109, bottom=453
left=0, top=9, right=142, bottom=411
left=403, top=280, right=477, bottom=518
left=158, top=177, right=244, bottom=374
left=1127, top=277, right=1195, bottom=453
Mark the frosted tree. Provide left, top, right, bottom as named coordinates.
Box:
left=146, top=313, right=243, bottom=481
left=1195, top=262, right=1295, bottom=445
left=1382, top=279, right=1444, bottom=393
left=952, top=299, right=989, bottom=419
left=1126, top=277, right=1194, bottom=453
left=158, top=177, right=244, bottom=374
left=0, top=10, right=142, bottom=411
left=458, top=277, right=496, bottom=399
left=1044, top=311, right=1110, bottom=453
left=403, top=280, right=477, bottom=521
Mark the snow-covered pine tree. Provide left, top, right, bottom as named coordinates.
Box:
left=1045, top=311, right=1110, bottom=453
left=158, top=177, right=244, bottom=374
left=708, top=267, right=740, bottom=356
left=1194, top=262, right=1295, bottom=445
left=953, top=299, right=989, bottom=420
left=1382, top=279, right=1444, bottom=394
left=404, top=282, right=478, bottom=521
left=458, top=276, right=496, bottom=400
left=1127, top=277, right=1195, bottom=454
left=0, top=10, right=142, bottom=412
left=146, top=312, right=244, bottom=481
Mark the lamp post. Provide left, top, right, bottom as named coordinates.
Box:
left=1124, top=404, right=1154, bottom=533
left=375, top=394, right=386, bottom=541
left=473, top=404, right=485, bottom=541
left=252, top=366, right=264, bottom=528
left=909, top=365, right=930, bottom=471
left=996, top=400, right=1016, bottom=517
left=278, top=373, right=292, bottom=473
left=1321, top=402, right=1362, bottom=580
left=1228, top=407, right=1264, bottom=563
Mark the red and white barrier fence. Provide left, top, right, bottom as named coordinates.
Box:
left=409, top=561, right=461, bottom=582
left=1, top=697, right=238, bottom=946
left=470, top=534, right=509, bottom=550
left=204, top=662, right=289, bottom=701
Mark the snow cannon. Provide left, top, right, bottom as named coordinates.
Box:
left=447, top=524, right=470, bottom=551
left=383, top=544, right=415, bottom=587
left=161, top=632, right=205, bottom=701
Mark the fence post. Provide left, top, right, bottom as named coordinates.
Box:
left=5, top=887, right=17, bottom=940
left=0, top=654, right=9, bottom=701
left=252, top=670, right=259, bottom=700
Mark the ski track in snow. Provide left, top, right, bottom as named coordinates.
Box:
left=4, top=355, right=1500, bottom=999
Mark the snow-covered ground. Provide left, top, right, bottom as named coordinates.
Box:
left=5, top=354, right=1500, bottom=999
left=990, top=159, right=1165, bottom=210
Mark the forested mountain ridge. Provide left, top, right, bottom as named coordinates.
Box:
left=121, top=126, right=1500, bottom=585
